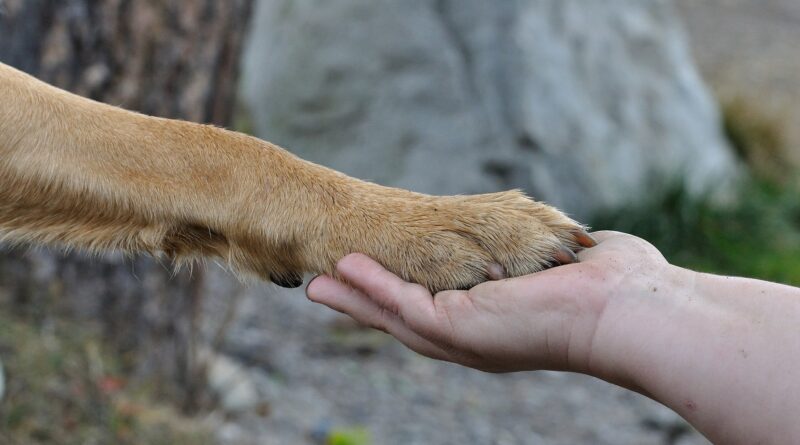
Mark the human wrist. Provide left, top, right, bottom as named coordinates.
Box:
left=583, top=262, right=700, bottom=393
left=598, top=267, right=800, bottom=444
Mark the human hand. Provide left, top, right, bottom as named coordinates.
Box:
left=306, top=231, right=672, bottom=374
left=308, top=231, right=800, bottom=444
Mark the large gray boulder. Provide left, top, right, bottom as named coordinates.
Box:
left=240, top=0, right=738, bottom=219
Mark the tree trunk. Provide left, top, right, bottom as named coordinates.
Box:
left=0, top=0, right=253, bottom=412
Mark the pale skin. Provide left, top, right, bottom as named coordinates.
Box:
left=307, top=231, right=800, bottom=445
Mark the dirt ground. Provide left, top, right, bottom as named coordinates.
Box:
left=677, top=0, right=800, bottom=161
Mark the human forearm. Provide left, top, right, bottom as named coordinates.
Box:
left=594, top=266, right=800, bottom=444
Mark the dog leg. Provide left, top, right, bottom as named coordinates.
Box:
left=0, top=62, right=593, bottom=292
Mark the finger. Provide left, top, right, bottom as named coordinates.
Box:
left=577, top=230, right=648, bottom=262
left=467, top=266, right=566, bottom=304
left=306, top=275, right=362, bottom=314
left=336, top=253, right=437, bottom=328
left=576, top=230, right=623, bottom=261
left=306, top=275, right=453, bottom=361
left=388, top=320, right=456, bottom=362
left=307, top=274, right=394, bottom=330
left=586, top=230, right=627, bottom=243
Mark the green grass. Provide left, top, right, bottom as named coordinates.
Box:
left=591, top=180, right=800, bottom=286
left=328, top=427, right=372, bottom=445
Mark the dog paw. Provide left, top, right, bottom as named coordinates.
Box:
left=337, top=189, right=595, bottom=293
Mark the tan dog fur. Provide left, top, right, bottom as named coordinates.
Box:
left=0, top=62, right=591, bottom=292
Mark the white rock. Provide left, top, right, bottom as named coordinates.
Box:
left=241, top=0, right=739, bottom=218
left=205, top=351, right=260, bottom=414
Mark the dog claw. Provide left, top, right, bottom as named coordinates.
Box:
left=553, top=246, right=579, bottom=265
left=271, top=272, right=304, bottom=288
left=572, top=229, right=598, bottom=248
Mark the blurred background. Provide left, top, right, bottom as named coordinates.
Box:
left=0, top=0, right=798, bottom=443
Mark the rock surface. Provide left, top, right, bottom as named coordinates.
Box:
left=240, top=0, right=738, bottom=219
